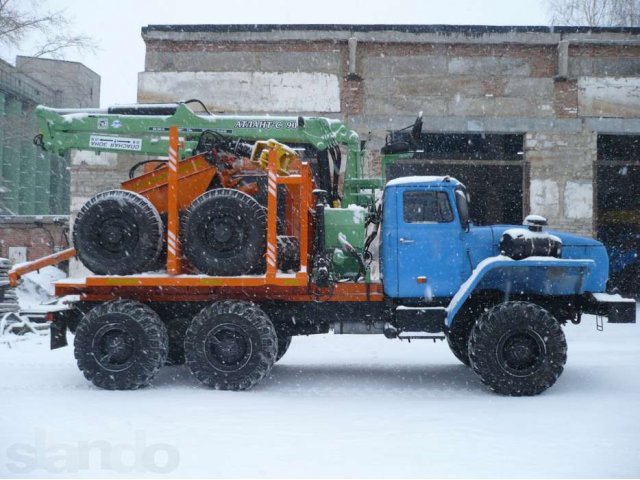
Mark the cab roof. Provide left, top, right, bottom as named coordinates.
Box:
left=385, top=176, right=462, bottom=189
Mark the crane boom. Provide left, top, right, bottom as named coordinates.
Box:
left=35, top=102, right=380, bottom=205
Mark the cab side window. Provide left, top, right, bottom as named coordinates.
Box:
left=403, top=191, right=453, bottom=223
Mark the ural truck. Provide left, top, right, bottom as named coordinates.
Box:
left=8, top=102, right=636, bottom=396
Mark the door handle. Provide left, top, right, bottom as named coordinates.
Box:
left=399, top=238, right=415, bottom=244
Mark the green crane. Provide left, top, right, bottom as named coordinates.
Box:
left=34, top=101, right=383, bottom=207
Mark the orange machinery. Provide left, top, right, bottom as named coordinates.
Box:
left=9, top=127, right=384, bottom=304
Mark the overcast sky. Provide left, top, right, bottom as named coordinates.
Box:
left=5, top=0, right=550, bottom=107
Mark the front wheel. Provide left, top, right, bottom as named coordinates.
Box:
left=446, top=313, right=476, bottom=367
left=468, top=301, right=567, bottom=396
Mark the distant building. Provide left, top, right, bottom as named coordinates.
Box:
left=66, top=24, right=640, bottom=290
left=0, top=56, right=99, bottom=263
left=0, top=56, right=100, bottom=215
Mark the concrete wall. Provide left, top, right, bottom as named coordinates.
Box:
left=138, top=71, right=341, bottom=112
left=525, top=130, right=596, bottom=235
left=15, top=56, right=100, bottom=108
left=578, top=77, right=640, bottom=118
left=63, top=25, right=640, bottom=240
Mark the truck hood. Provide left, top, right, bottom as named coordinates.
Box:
left=485, top=224, right=608, bottom=292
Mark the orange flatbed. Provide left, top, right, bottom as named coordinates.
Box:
left=54, top=275, right=384, bottom=303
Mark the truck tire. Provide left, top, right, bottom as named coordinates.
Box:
left=446, top=314, right=476, bottom=367
left=277, top=235, right=300, bottom=272
left=446, top=303, right=485, bottom=367
left=468, top=301, right=567, bottom=396
left=184, top=300, right=277, bottom=390
left=182, top=189, right=266, bottom=276
left=74, top=300, right=168, bottom=390
left=73, top=190, right=163, bottom=275
left=276, top=334, right=292, bottom=362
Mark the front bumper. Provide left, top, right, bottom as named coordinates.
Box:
left=584, top=292, right=636, bottom=323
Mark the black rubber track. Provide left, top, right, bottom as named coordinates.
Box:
left=181, top=189, right=266, bottom=276
left=184, top=300, right=277, bottom=390
left=468, top=301, right=567, bottom=396
left=74, top=300, right=168, bottom=390
left=73, top=190, right=163, bottom=275
left=276, top=334, right=292, bottom=362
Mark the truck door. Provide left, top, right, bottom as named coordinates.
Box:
left=396, top=188, right=466, bottom=298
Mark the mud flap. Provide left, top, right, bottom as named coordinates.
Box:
left=50, top=317, right=68, bottom=349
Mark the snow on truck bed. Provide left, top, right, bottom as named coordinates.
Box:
left=1, top=311, right=639, bottom=478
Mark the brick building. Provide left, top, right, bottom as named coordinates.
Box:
left=0, top=216, right=69, bottom=264
left=69, top=24, right=640, bottom=287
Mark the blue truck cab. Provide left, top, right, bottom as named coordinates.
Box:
left=375, top=174, right=635, bottom=395
left=380, top=175, right=633, bottom=324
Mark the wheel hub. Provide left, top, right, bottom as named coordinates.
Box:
left=496, top=330, right=545, bottom=377
left=203, top=210, right=245, bottom=254
left=93, top=324, right=136, bottom=371
left=204, top=323, right=252, bottom=371
left=211, top=221, right=234, bottom=244
left=104, top=225, right=123, bottom=244
left=97, top=217, right=138, bottom=253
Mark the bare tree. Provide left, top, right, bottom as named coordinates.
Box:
left=547, top=0, right=640, bottom=26
left=0, top=0, right=94, bottom=59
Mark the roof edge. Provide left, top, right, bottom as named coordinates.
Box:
left=141, top=24, right=640, bottom=35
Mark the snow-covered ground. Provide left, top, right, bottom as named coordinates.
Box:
left=1, top=311, right=639, bottom=478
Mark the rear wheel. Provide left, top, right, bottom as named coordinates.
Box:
left=74, top=300, right=168, bottom=390
left=468, top=301, right=567, bottom=396
left=73, top=190, right=163, bottom=275
left=182, top=189, right=266, bottom=276
left=276, top=334, right=292, bottom=362
left=184, top=301, right=277, bottom=390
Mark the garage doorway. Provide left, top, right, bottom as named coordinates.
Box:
left=386, top=133, right=525, bottom=225
left=597, top=134, right=640, bottom=294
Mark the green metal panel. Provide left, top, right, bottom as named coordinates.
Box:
left=0, top=92, right=5, bottom=207
left=0, top=97, right=69, bottom=214
left=2, top=97, right=22, bottom=213
left=324, top=207, right=366, bottom=251
left=19, top=121, right=36, bottom=214
left=324, top=206, right=367, bottom=276
left=49, top=153, right=69, bottom=214
left=34, top=147, right=50, bottom=214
